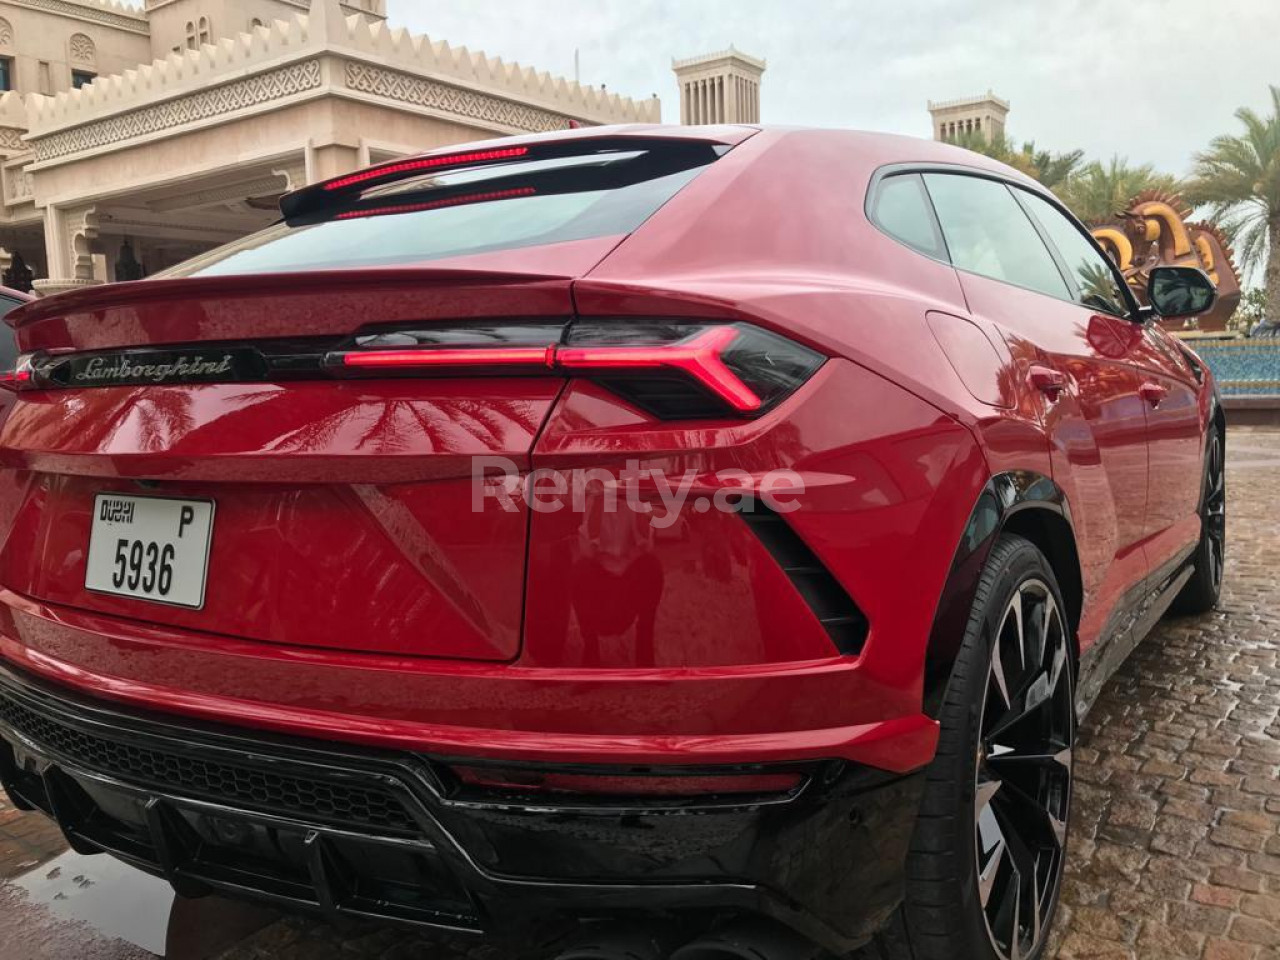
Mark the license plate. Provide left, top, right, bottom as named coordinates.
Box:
left=85, top=494, right=215, bottom=609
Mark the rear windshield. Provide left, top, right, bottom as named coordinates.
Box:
left=159, top=144, right=719, bottom=278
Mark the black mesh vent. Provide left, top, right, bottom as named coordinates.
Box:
left=0, top=693, right=418, bottom=835
left=740, top=504, right=868, bottom=656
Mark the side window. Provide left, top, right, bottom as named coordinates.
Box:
left=870, top=173, right=945, bottom=259
left=0, top=298, right=21, bottom=371
left=922, top=173, right=1069, bottom=300
left=1018, top=190, right=1132, bottom=318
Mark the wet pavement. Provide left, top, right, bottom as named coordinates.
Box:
left=1049, top=427, right=1280, bottom=959
left=0, top=426, right=1278, bottom=960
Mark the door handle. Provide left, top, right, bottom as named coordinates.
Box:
left=1029, top=365, right=1067, bottom=400
left=1139, top=382, right=1169, bottom=407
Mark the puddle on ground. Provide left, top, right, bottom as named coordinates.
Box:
left=14, top=851, right=174, bottom=954
left=6, top=850, right=278, bottom=958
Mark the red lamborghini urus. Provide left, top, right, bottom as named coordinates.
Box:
left=0, top=127, right=1224, bottom=960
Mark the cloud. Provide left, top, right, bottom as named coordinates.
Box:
left=386, top=0, right=1280, bottom=176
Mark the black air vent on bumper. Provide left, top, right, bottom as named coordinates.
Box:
left=0, top=691, right=418, bottom=835
left=739, top=505, right=868, bottom=656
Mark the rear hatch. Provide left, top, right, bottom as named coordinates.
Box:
left=0, top=133, right=737, bottom=660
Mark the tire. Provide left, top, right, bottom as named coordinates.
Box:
left=1169, top=427, right=1226, bottom=616
left=871, top=534, right=1075, bottom=960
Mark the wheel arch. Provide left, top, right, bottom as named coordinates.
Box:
left=922, top=471, right=1084, bottom=718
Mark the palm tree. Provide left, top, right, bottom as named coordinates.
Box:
left=1027, top=146, right=1086, bottom=192
left=943, top=130, right=1083, bottom=190
left=1056, top=156, right=1182, bottom=225
left=1186, top=85, right=1280, bottom=325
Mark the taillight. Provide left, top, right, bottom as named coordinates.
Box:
left=327, top=322, right=824, bottom=420
left=0, top=354, right=36, bottom=392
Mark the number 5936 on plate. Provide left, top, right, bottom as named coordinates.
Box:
left=85, top=494, right=216, bottom=609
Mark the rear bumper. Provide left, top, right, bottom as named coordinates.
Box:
left=0, top=663, right=924, bottom=954
left=0, top=587, right=937, bottom=772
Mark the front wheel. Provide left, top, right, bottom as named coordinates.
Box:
left=874, top=534, right=1075, bottom=960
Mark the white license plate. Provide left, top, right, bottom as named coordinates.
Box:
left=85, top=494, right=215, bottom=609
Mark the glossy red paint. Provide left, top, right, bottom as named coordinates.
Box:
left=0, top=127, right=1215, bottom=790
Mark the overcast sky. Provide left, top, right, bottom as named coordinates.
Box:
left=386, top=0, right=1279, bottom=178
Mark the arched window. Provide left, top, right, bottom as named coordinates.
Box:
left=198, top=16, right=211, bottom=45
left=185, top=21, right=196, bottom=50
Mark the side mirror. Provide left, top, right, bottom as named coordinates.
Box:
left=1147, top=266, right=1216, bottom=319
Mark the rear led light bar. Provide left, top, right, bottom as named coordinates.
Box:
left=322, top=146, right=530, bottom=193
left=331, top=325, right=771, bottom=414
left=341, top=345, right=556, bottom=370
left=12, top=323, right=824, bottom=422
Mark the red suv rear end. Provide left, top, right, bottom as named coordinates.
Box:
left=0, top=126, right=1224, bottom=960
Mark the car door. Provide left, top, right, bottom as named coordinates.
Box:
left=920, top=171, right=1152, bottom=654
left=1126, top=325, right=1205, bottom=565
left=1013, top=192, right=1204, bottom=574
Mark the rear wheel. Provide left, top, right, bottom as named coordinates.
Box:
left=872, top=534, right=1075, bottom=960
left=1170, top=428, right=1225, bottom=615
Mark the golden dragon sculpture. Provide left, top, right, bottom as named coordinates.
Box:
left=1090, top=190, right=1241, bottom=331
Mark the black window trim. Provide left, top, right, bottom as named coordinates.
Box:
left=865, top=161, right=1141, bottom=322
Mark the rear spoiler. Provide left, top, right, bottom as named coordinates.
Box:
left=279, top=127, right=757, bottom=221
left=5, top=267, right=570, bottom=331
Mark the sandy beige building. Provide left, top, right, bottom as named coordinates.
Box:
left=672, top=47, right=764, bottom=125
left=0, top=0, right=660, bottom=295
left=927, top=91, right=1008, bottom=142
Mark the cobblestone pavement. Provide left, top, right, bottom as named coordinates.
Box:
left=2, top=427, right=1280, bottom=960
left=1047, top=428, right=1280, bottom=960
left=0, top=791, right=71, bottom=881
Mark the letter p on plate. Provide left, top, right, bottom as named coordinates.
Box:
left=178, top=505, right=195, bottom=538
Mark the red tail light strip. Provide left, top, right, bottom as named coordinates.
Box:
left=341, top=345, right=556, bottom=370
left=556, top=326, right=758, bottom=412
left=333, top=187, right=537, bottom=221
left=0, top=368, right=30, bottom=391
left=322, top=146, right=531, bottom=192
left=338, top=326, right=763, bottom=413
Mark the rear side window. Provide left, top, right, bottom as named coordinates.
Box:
left=870, top=173, right=945, bottom=259
left=161, top=144, right=720, bottom=278
left=0, top=297, right=22, bottom=371
left=1017, top=189, right=1132, bottom=318
left=923, top=173, right=1069, bottom=300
